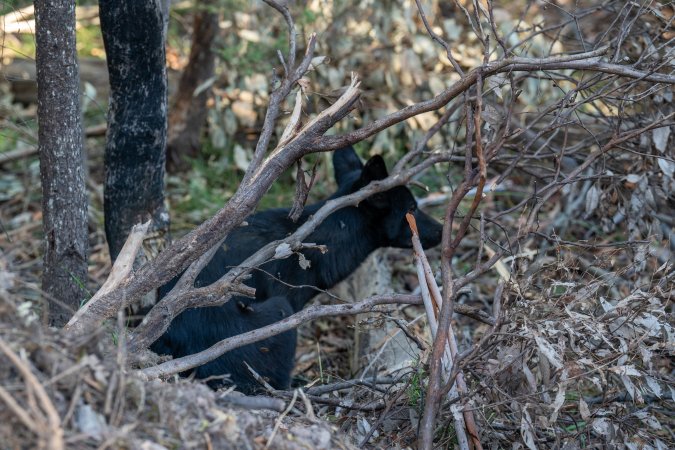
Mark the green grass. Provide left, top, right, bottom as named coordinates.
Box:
left=407, top=362, right=426, bottom=408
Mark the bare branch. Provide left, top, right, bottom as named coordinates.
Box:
left=313, top=46, right=675, bottom=151
left=139, top=294, right=422, bottom=379
left=413, top=0, right=464, bottom=75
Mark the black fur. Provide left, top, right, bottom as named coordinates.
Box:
left=152, top=146, right=443, bottom=393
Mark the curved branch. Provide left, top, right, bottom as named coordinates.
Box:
left=262, top=0, right=296, bottom=70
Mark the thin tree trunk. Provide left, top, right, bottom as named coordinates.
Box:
left=100, top=0, right=169, bottom=261
left=166, top=0, right=218, bottom=172
left=34, top=0, right=89, bottom=327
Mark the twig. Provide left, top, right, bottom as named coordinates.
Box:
left=448, top=95, right=487, bottom=259
left=391, top=318, right=427, bottom=352
left=265, top=389, right=297, bottom=450
left=413, top=0, right=464, bottom=75
left=244, top=361, right=276, bottom=392
left=288, top=159, right=318, bottom=222
left=297, top=389, right=315, bottom=420
left=217, top=393, right=286, bottom=412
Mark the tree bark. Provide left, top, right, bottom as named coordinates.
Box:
left=100, top=0, right=170, bottom=261
left=34, top=0, right=89, bottom=327
left=166, top=0, right=219, bottom=172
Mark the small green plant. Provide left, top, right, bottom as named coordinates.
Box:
left=407, top=361, right=426, bottom=408
left=68, top=271, right=92, bottom=307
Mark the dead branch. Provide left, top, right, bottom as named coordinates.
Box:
left=139, top=294, right=421, bottom=379
left=217, top=393, right=286, bottom=412
left=0, top=338, right=64, bottom=450
left=65, top=221, right=150, bottom=329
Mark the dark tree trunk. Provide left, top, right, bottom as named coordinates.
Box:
left=100, top=0, right=170, bottom=261
left=166, top=0, right=219, bottom=172
left=34, top=0, right=89, bottom=327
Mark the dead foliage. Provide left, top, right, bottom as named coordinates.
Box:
left=0, top=288, right=354, bottom=449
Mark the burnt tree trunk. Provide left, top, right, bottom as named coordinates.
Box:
left=166, top=0, right=219, bottom=172
left=35, top=0, right=89, bottom=327
left=100, top=0, right=170, bottom=262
